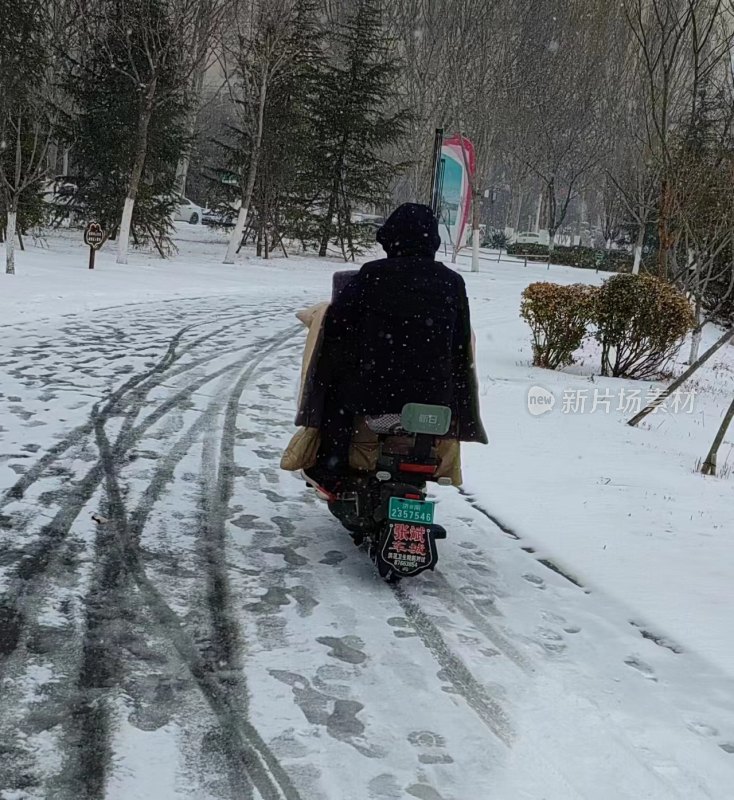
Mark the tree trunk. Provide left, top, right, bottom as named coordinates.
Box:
left=318, top=168, right=342, bottom=258
left=700, top=394, right=734, bottom=476
left=534, top=191, right=542, bottom=232
left=117, top=80, right=157, bottom=265
left=657, top=177, right=672, bottom=278
left=632, top=223, right=645, bottom=275
left=319, top=132, right=349, bottom=259
left=688, top=298, right=702, bottom=363
left=225, top=72, right=268, bottom=265
left=576, top=192, right=585, bottom=246
left=5, top=208, right=17, bottom=275
left=628, top=327, right=734, bottom=426
left=471, top=189, right=480, bottom=273
left=174, top=21, right=208, bottom=197
left=513, top=190, right=523, bottom=233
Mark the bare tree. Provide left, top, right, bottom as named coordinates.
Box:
left=219, top=0, right=309, bottom=265
left=622, top=0, right=729, bottom=277
left=507, top=0, right=614, bottom=257
left=174, top=0, right=225, bottom=197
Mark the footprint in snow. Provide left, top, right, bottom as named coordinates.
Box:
left=541, top=610, right=582, bottom=635
left=541, top=610, right=566, bottom=625
left=522, top=573, right=546, bottom=589
left=408, top=730, right=454, bottom=765
left=316, top=635, right=367, bottom=665
left=319, top=550, right=346, bottom=566
left=535, top=627, right=566, bottom=655
left=407, top=785, right=446, bottom=800
left=368, top=774, right=402, bottom=799
left=687, top=721, right=719, bottom=738
left=387, top=617, right=418, bottom=639
left=624, top=656, right=657, bottom=681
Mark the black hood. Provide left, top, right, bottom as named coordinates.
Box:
left=376, top=203, right=441, bottom=258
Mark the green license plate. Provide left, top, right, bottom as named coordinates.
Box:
left=388, top=497, right=435, bottom=524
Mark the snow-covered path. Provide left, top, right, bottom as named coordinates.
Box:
left=1, top=291, right=733, bottom=799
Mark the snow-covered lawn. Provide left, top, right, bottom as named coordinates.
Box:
left=461, top=256, right=734, bottom=678
left=1, top=227, right=733, bottom=798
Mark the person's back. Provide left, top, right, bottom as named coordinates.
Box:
left=334, top=253, right=466, bottom=414
left=313, top=203, right=486, bottom=472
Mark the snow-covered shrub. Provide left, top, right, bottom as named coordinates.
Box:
left=594, top=274, right=695, bottom=379
left=520, top=282, right=598, bottom=369
left=485, top=230, right=508, bottom=249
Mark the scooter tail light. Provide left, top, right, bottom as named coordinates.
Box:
left=399, top=463, right=436, bottom=475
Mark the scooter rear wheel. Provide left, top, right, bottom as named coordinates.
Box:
left=370, top=541, right=399, bottom=583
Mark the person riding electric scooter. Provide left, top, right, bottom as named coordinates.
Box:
left=302, top=202, right=487, bottom=492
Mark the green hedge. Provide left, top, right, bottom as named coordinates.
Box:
left=506, top=243, right=633, bottom=273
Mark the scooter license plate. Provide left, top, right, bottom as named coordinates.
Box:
left=388, top=497, right=435, bottom=524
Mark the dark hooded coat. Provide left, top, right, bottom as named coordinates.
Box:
left=296, top=203, right=488, bottom=444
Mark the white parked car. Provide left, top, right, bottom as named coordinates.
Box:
left=514, top=231, right=541, bottom=245
left=172, top=195, right=203, bottom=225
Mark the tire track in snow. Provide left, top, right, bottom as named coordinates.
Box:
left=0, top=321, right=290, bottom=603
left=391, top=582, right=515, bottom=746
left=71, top=329, right=302, bottom=800
left=0, top=319, right=297, bottom=796
left=0, top=306, right=282, bottom=510
left=427, top=571, right=533, bottom=673
left=459, top=489, right=587, bottom=590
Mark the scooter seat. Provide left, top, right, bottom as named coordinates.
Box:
left=364, top=414, right=407, bottom=435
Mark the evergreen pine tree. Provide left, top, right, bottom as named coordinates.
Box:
left=66, top=0, right=189, bottom=256
left=0, top=0, right=53, bottom=272
left=314, top=0, right=411, bottom=260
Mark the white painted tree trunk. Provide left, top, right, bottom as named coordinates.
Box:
left=5, top=210, right=17, bottom=275
left=117, top=197, right=135, bottom=265
left=632, top=245, right=642, bottom=275
left=689, top=327, right=702, bottom=364
left=470, top=187, right=480, bottom=272
left=632, top=222, right=645, bottom=275
left=689, top=300, right=702, bottom=363
left=548, top=231, right=555, bottom=267
left=605, top=238, right=612, bottom=250
left=224, top=203, right=251, bottom=264
left=116, top=81, right=156, bottom=266
left=471, top=226, right=480, bottom=272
